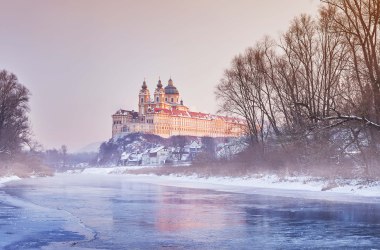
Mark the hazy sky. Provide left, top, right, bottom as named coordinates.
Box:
left=0, top=0, right=319, bottom=151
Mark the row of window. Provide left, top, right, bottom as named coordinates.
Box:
left=140, top=97, right=179, bottom=103
left=116, top=124, right=239, bottom=137
left=132, top=116, right=239, bottom=131
left=146, top=117, right=227, bottom=128
left=154, top=124, right=226, bottom=133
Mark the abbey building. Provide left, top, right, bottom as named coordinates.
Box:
left=112, top=78, right=246, bottom=138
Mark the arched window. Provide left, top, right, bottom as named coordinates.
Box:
left=165, top=98, right=168, bottom=102
left=141, top=98, right=144, bottom=103
left=171, top=98, right=174, bottom=102
left=156, top=97, right=159, bottom=102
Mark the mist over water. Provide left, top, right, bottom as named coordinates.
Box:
left=1, top=174, right=380, bottom=249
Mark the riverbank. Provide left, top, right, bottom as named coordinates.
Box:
left=61, top=166, right=380, bottom=203
left=0, top=157, right=53, bottom=180
left=3, top=165, right=379, bottom=203
left=0, top=175, right=21, bottom=186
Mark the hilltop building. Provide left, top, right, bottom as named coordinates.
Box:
left=112, top=78, right=246, bottom=138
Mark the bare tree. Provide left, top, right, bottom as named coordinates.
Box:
left=215, top=2, right=380, bottom=175
left=215, top=54, right=260, bottom=147
left=60, top=145, right=67, bottom=168
left=0, top=70, right=31, bottom=159
left=319, top=0, right=380, bottom=127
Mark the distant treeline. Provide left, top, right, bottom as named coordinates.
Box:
left=215, top=0, right=380, bottom=178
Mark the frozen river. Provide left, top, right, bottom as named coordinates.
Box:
left=1, top=174, right=380, bottom=249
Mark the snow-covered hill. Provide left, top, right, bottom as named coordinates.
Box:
left=95, top=133, right=246, bottom=166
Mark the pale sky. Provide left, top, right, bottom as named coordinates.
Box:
left=0, top=0, right=319, bottom=151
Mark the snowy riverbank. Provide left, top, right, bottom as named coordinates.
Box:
left=62, top=166, right=380, bottom=203
left=2, top=166, right=378, bottom=203
left=0, top=175, right=21, bottom=187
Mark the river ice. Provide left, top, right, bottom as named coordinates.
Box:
left=0, top=174, right=380, bottom=249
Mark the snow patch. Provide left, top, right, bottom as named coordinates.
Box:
left=0, top=175, right=21, bottom=186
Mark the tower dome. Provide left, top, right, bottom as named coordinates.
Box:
left=164, top=78, right=179, bottom=94
left=142, top=79, right=147, bottom=90
left=168, top=78, right=174, bottom=86
left=157, top=78, right=163, bottom=88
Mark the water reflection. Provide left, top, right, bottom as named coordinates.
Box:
left=154, top=187, right=242, bottom=232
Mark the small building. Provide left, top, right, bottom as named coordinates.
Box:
left=120, top=152, right=142, bottom=165
left=142, top=146, right=169, bottom=165
left=128, top=153, right=142, bottom=165
left=170, top=146, right=189, bottom=162
left=185, top=141, right=202, bottom=155
left=120, top=152, right=130, bottom=165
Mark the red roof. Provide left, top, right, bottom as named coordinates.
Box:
left=172, top=110, right=189, bottom=117
left=153, top=108, right=172, bottom=114
left=188, top=111, right=209, bottom=119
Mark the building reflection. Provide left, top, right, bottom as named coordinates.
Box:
left=154, top=186, right=243, bottom=232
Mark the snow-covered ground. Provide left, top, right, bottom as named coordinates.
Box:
left=63, top=166, right=380, bottom=203
left=2, top=166, right=379, bottom=203
left=0, top=175, right=21, bottom=187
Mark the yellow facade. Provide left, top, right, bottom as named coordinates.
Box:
left=112, top=78, right=246, bottom=138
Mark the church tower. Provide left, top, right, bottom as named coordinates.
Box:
left=138, top=79, right=150, bottom=115
left=154, top=78, right=165, bottom=109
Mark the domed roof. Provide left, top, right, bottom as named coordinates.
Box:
left=165, top=78, right=179, bottom=94
left=164, top=85, right=179, bottom=94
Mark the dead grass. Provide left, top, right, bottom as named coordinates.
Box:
left=0, top=155, right=53, bottom=178
left=125, top=160, right=380, bottom=181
